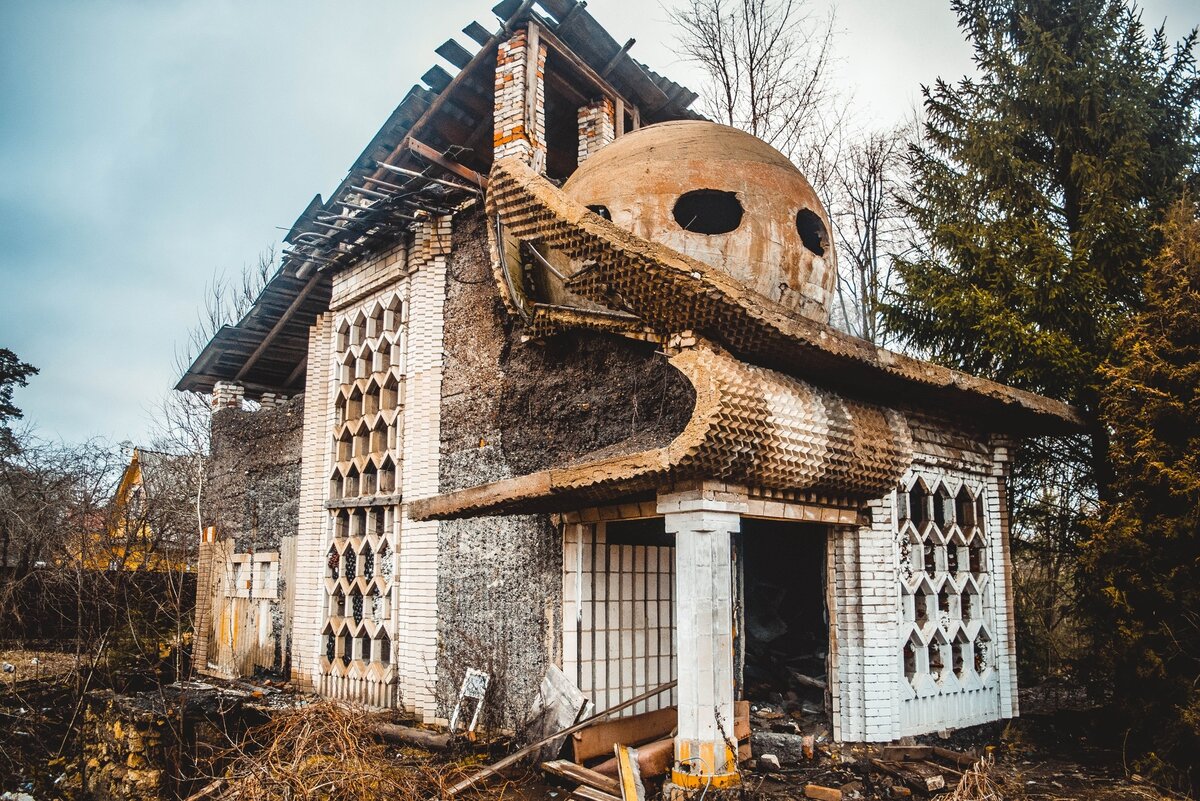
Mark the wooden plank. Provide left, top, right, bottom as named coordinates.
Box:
left=524, top=20, right=541, bottom=151
left=593, top=736, right=672, bottom=779
left=804, top=785, right=842, bottom=801
left=571, top=706, right=676, bottom=762
left=436, top=39, right=474, bottom=69
left=571, top=787, right=622, bottom=801
left=422, top=65, right=454, bottom=94
left=614, top=745, right=645, bottom=801
left=446, top=680, right=677, bottom=796
left=463, top=21, right=493, bottom=46
left=408, top=138, right=488, bottom=189
left=536, top=24, right=639, bottom=126
left=233, top=272, right=321, bottom=382
left=541, top=760, right=622, bottom=797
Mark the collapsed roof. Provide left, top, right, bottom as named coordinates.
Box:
left=178, top=0, right=699, bottom=398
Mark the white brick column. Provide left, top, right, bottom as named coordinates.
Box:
left=659, top=485, right=743, bottom=792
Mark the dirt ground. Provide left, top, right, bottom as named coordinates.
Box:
left=1, top=662, right=1188, bottom=801
left=1, top=649, right=82, bottom=688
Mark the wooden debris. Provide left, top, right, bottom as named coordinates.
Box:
left=571, top=706, right=675, bottom=762
left=446, top=680, right=676, bottom=796
left=571, top=787, right=623, bottom=801
left=593, top=736, right=673, bottom=779
left=803, top=784, right=842, bottom=801
left=872, top=759, right=946, bottom=793
left=614, top=745, right=646, bottom=801
left=369, top=722, right=450, bottom=751
left=541, top=760, right=622, bottom=797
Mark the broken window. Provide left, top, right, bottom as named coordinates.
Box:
left=672, top=190, right=743, bottom=234
left=795, top=209, right=828, bottom=256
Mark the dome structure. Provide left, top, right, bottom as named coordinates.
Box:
left=562, top=120, right=836, bottom=321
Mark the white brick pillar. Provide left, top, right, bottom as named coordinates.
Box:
left=211, top=381, right=244, bottom=410
left=659, top=485, right=744, bottom=792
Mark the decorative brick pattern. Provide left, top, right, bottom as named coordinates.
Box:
left=828, top=420, right=1016, bottom=742
left=577, top=97, right=615, bottom=163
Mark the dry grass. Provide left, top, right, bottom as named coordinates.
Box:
left=199, top=701, right=461, bottom=801
left=940, top=753, right=1007, bottom=801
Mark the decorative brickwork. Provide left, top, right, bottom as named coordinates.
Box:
left=577, top=97, right=615, bottom=163
left=319, top=288, right=406, bottom=707
left=827, top=421, right=1015, bottom=742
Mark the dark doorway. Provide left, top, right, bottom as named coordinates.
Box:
left=737, top=518, right=829, bottom=732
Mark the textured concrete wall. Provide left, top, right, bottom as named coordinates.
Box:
left=200, top=397, right=304, bottom=675
left=435, top=207, right=693, bottom=726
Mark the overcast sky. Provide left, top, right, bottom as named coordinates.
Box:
left=1, top=0, right=1195, bottom=446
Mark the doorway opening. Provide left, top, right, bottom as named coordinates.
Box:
left=738, top=518, right=830, bottom=738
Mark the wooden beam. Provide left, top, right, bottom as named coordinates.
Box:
left=525, top=19, right=541, bottom=154
left=409, top=138, right=488, bottom=188
left=541, top=761, right=621, bottom=797
left=537, top=24, right=639, bottom=129
left=600, top=39, right=635, bottom=78
left=284, top=356, right=308, bottom=390
left=235, top=273, right=322, bottom=382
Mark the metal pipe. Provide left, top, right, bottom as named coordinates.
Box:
left=349, top=185, right=395, bottom=201
left=522, top=241, right=568, bottom=281
left=282, top=249, right=335, bottom=263
left=358, top=175, right=416, bottom=194
left=374, top=161, right=478, bottom=194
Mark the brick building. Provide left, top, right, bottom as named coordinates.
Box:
left=179, top=0, right=1081, bottom=789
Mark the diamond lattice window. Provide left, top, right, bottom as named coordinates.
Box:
left=321, top=293, right=404, bottom=691
left=897, top=476, right=995, bottom=696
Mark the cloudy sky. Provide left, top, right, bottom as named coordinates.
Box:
left=0, top=0, right=1194, bottom=445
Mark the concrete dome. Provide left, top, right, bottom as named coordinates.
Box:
left=562, top=120, right=835, bottom=321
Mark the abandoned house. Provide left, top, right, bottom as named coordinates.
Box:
left=178, top=0, right=1082, bottom=789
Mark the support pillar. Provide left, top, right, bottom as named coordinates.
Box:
left=659, top=485, right=744, bottom=793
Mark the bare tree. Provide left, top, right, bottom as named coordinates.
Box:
left=175, top=246, right=276, bottom=381
left=825, top=123, right=918, bottom=346
left=671, top=0, right=837, bottom=163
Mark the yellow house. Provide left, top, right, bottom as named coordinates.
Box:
left=79, top=447, right=194, bottom=572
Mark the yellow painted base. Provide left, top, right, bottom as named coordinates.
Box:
left=668, top=769, right=741, bottom=790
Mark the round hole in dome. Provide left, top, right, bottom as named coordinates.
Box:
left=796, top=208, right=828, bottom=256
left=585, top=204, right=612, bottom=221
left=672, top=190, right=743, bottom=235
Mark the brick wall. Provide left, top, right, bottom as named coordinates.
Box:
left=829, top=412, right=1017, bottom=741
left=494, top=26, right=547, bottom=167
left=577, top=97, right=615, bottom=163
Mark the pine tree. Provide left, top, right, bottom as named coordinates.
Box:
left=889, top=0, right=1199, bottom=439
left=885, top=0, right=1200, bottom=682
left=1082, top=201, right=1200, bottom=787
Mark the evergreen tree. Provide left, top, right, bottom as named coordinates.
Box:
left=1082, top=201, right=1200, bottom=788
left=889, top=0, right=1199, bottom=453
left=0, top=348, right=37, bottom=455
left=886, top=0, right=1200, bottom=682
